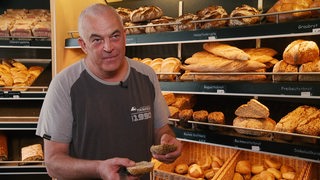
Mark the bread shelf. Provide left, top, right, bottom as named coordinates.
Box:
left=171, top=125, right=320, bottom=163
left=160, top=81, right=320, bottom=99
left=64, top=15, right=320, bottom=48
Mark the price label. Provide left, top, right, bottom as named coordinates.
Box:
left=252, top=146, right=261, bottom=151
left=301, top=92, right=311, bottom=97
left=313, top=28, right=320, bottom=33
left=217, top=89, right=225, bottom=94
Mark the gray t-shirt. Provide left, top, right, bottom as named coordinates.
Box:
left=36, top=57, right=169, bottom=162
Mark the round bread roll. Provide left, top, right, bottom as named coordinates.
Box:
left=259, top=170, right=275, bottom=180
left=197, top=5, right=228, bottom=29
left=193, top=110, right=208, bottom=122
left=175, top=163, right=189, bottom=174
left=283, top=39, right=319, bottom=65
left=150, top=144, right=177, bottom=155
left=235, top=160, right=251, bottom=175
left=251, top=164, right=265, bottom=174
left=204, top=169, right=215, bottom=179
left=264, top=157, right=282, bottom=169
left=130, top=6, right=163, bottom=23
left=267, top=167, right=282, bottom=179
left=233, top=172, right=244, bottom=180
left=126, top=161, right=154, bottom=176
left=188, top=164, right=203, bottom=178
left=280, top=164, right=295, bottom=174
left=229, top=4, right=261, bottom=26
left=208, top=111, right=225, bottom=124
left=282, top=171, right=296, bottom=180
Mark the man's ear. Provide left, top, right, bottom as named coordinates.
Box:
left=78, top=38, right=87, bottom=54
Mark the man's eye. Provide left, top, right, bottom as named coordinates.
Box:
left=111, top=34, right=120, bottom=39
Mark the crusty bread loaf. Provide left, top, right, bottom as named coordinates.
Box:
left=159, top=57, right=181, bottom=81
left=145, top=16, right=175, bottom=33
left=275, top=105, right=318, bottom=133
left=295, top=109, right=320, bottom=136
left=233, top=117, right=276, bottom=136
left=203, top=42, right=251, bottom=61
left=173, top=13, right=199, bottom=31
left=197, top=6, right=228, bottom=29
left=21, top=144, right=44, bottom=162
left=229, top=4, right=261, bottom=26
left=115, top=7, right=132, bottom=23
left=162, top=92, right=176, bottom=105
left=283, top=39, right=319, bottom=65
left=130, top=6, right=163, bottom=23
left=235, top=99, right=270, bottom=119
left=126, top=161, right=154, bottom=176
left=298, top=59, right=320, bottom=81
left=124, top=22, right=145, bottom=34
left=149, top=58, right=163, bottom=73
left=243, top=47, right=278, bottom=57
left=168, top=106, right=179, bottom=119
left=272, top=60, right=298, bottom=81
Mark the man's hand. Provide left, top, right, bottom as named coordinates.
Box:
left=151, top=134, right=182, bottom=164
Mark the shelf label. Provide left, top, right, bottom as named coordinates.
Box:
left=312, top=28, right=320, bottom=33
left=252, top=146, right=261, bottom=152
left=217, top=89, right=225, bottom=94
left=301, top=91, right=311, bottom=97
left=203, top=84, right=225, bottom=92
left=182, top=131, right=207, bottom=142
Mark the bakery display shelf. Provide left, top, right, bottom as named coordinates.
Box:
left=160, top=81, right=320, bottom=99
left=64, top=13, right=319, bottom=48
left=0, top=117, right=38, bottom=130
left=170, top=123, right=320, bottom=163
left=0, top=164, right=47, bottom=175
left=0, top=38, right=51, bottom=49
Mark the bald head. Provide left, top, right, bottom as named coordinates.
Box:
left=78, top=3, right=123, bottom=39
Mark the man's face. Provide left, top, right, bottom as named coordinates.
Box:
left=79, top=10, right=126, bottom=75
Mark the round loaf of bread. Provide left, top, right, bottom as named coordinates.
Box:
left=175, top=163, right=189, bottom=174
left=115, top=7, right=132, bottom=23
left=130, top=6, right=163, bottom=23
left=150, top=144, right=177, bottom=155
left=235, top=160, right=251, bottom=175
left=197, top=5, right=228, bottom=29
left=173, top=13, right=199, bottom=31
left=229, top=4, right=261, bottom=26
left=126, top=161, right=154, bottom=176
left=145, top=16, right=175, bottom=33
left=283, top=39, right=319, bottom=65
left=272, top=60, right=298, bottom=82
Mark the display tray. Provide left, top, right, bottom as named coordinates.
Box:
left=217, top=150, right=311, bottom=180
left=0, top=59, right=51, bottom=98
left=169, top=120, right=320, bottom=163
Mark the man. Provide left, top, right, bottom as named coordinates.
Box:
left=36, top=3, right=182, bottom=180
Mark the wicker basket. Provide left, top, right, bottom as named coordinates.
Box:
left=152, top=142, right=239, bottom=180
left=216, top=150, right=312, bottom=180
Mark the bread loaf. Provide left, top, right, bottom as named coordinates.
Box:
left=159, top=57, right=181, bottom=81
left=272, top=60, right=298, bottom=81
left=298, top=59, right=320, bottom=81
left=235, top=99, right=270, bottom=119
left=145, top=16, right=175, bottom=33
left=126, top=161, right=154, bottom=175
left=162, top=92, right=175, bottom=105
left=203, top=42, right=251, bottom=61
left=229, top=4, right=261, bottom=26
left=21, top=144, right=44, bottom=162
left=283, top=39, right=319, bottom=65
left=243, top=47, right=278, bottom=57
left=130, top=6, right=163, bottom=23
left=115, top=7, right=132, bottom=23
left=168, top=106, right=179, bottom=119
left=197, top=6, right=228, bottom=29
left=173, top=13, right=199, bottom=31
left=233, top=117, right=276, bottom=136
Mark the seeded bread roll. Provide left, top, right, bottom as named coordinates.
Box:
left=130, top=6, right=163, bottom=23
left=126, top=161, right=154, bottom=176
left=193, top=110, right=208, bottom=122
left=208, top=111, right=225, bottom=124
left=150, top=144, right=177, bottom=155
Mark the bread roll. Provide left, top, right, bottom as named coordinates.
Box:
left=235, top=99, right=270, bottom=119
left=264, top=157, right=282, bottom=169
left=126, top=161, right=154, bottom=176
left=272, top=60, right=298, bottom=81
left=130, top=6, right=163, bottom=23
left=235, top=160, right=251, bottom=175
left=203, top=42, right=251, bottom=61
left=168, top=106, right=179, bottom=119
left=233, top=172, right=244, bottom=180
left=229, top=4, right=261, bottom=26
left=193, top=110, right=208, bottom=122
left=259, top=170, right=276, bottom=180
left=175, top=163, right=188, bottom=174
left=208, top=111, right=225, bottom=124
left=267, top=167, right=282, bottom=179
left=159, top=57, right=181, bottom=81
left=178, top=109, right=193, bottom=128
left=251, top=164, right=265, bottom=174
left=283, top=39, right=319, bottom=65
left=188, top=164, right=203, bottom=178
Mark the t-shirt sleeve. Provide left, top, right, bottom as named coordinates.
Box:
left=36, top=67, right=78, bottom=143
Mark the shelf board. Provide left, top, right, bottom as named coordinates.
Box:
left=160, top=81, right=320, bottom=98
left=65, top=18, right=320, bottom=48
left=172, top=126, right=320, bottom=163
left=0, top=39, right=51, bottom=49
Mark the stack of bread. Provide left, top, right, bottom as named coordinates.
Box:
left=0, top=8, right=51, bottom=38
left=0, top=59, right=44, bottom=91
left=162, top=92, right=196, bottom=118
left=137, top=57, right=181, bottom=81
left=233, top=157, right=297, bottom=180
left=272, top=39, right=320, bottom=81
left=266, top=0, right=320, bottom=22
left=180, top=42, right=278, bottom=81
left=275, top=105, right=320, bottom=136
left=233, top=99, right=276, bottom=136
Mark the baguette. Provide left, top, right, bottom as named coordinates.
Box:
left=203, top=42, right=250, bottom=61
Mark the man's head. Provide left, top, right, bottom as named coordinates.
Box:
left=77, top=3, right=127, bottom=80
